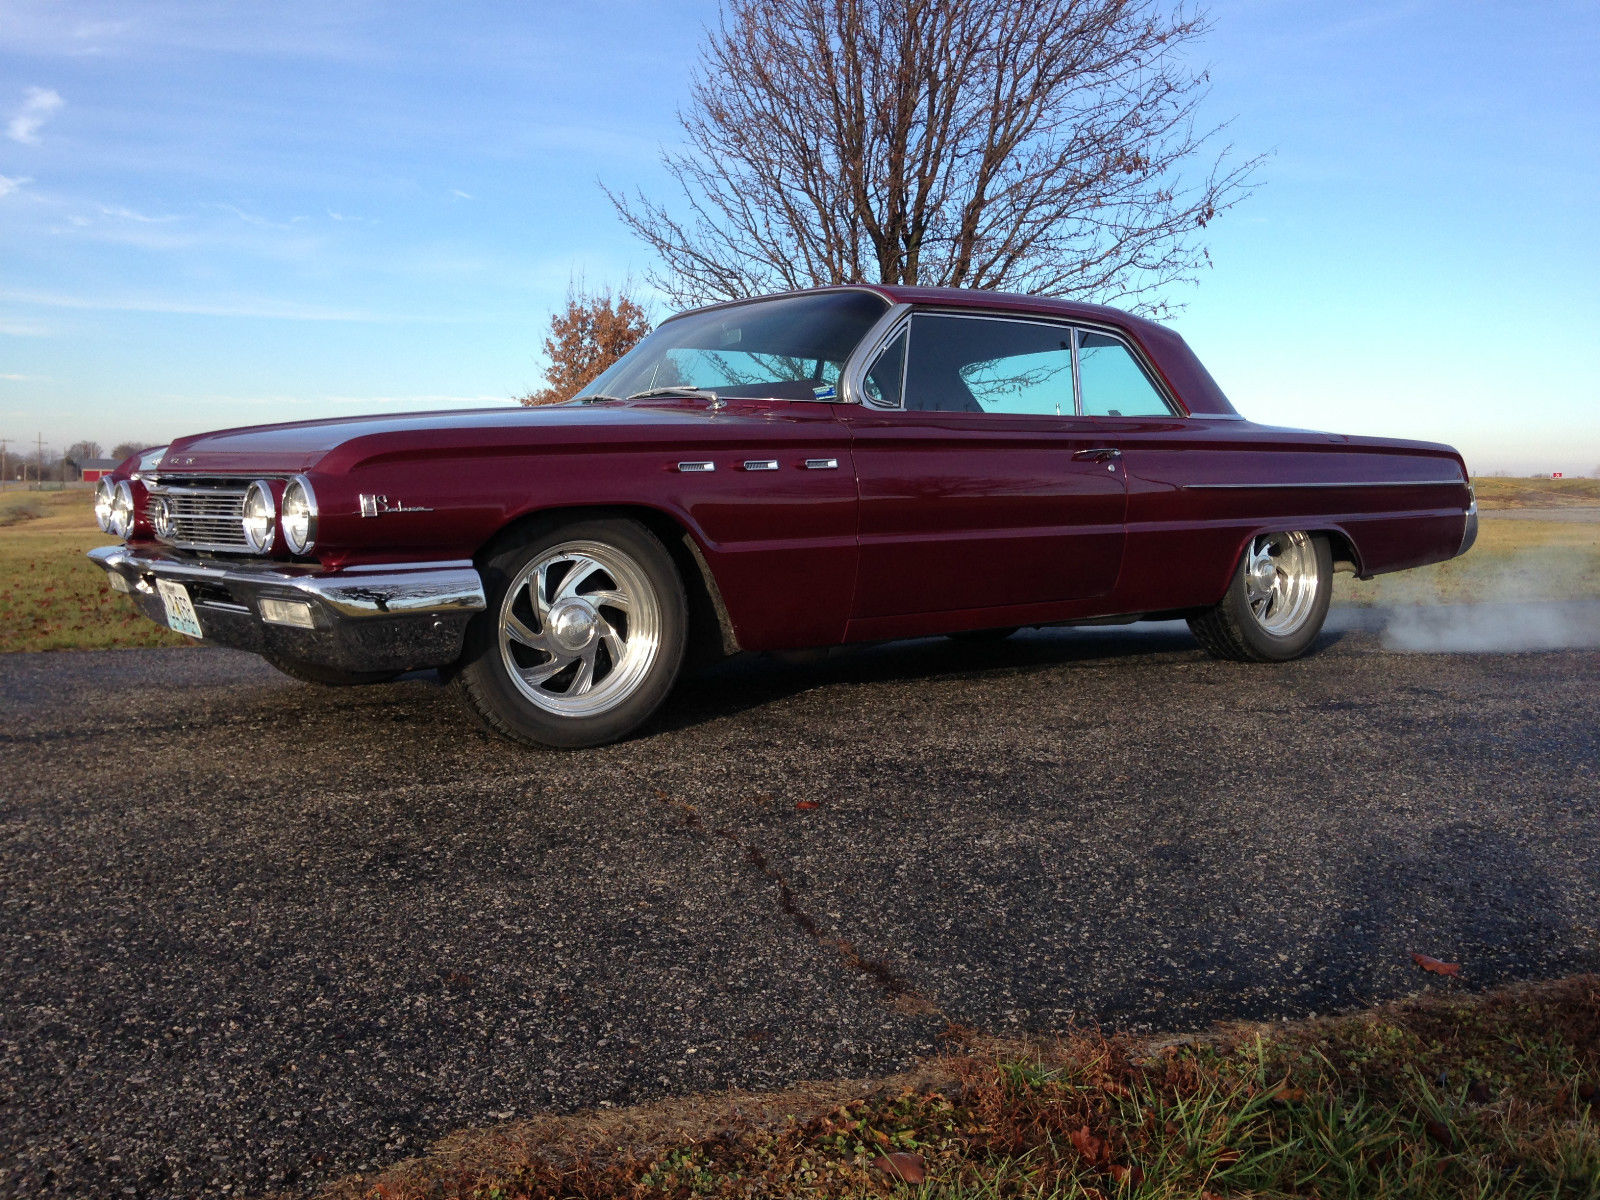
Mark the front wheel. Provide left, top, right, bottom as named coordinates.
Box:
left=453, top=519, right=688, bottom=749
left=1188, top=531, right=1332, bottom=662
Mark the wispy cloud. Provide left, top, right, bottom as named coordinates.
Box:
left=97, top=203, right=178, bottom=223
left=0, top=174, right=33, bottom=198
left=0, top=288, right=466, bottom=324
left=207, top=201, right=308, bottom=230
left=0, top=319, right=53, bottom=337
left=7, top=86, right=64, bottom=145
left=450, top=189, right=472, bottom=201
left=0, top=372, right=47, bottom=381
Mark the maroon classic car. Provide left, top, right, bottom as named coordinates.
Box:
left=90, top=286, right=1477, bottom=748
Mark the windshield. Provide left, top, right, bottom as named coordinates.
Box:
left=582, top=290, right=890, bottom=402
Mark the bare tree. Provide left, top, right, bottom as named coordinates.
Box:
left=518, top=286, right=653, bottom=406
left=609, top=0, right=1258, bottom=316
left=64, top=440, right=103, bottom=466
left=110, top=441, right=150, bottom=462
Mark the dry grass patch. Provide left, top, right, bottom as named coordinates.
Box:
left=1472, top=477, right=1600, bottom=510
left=314, top=976, right=1600, bottom=1200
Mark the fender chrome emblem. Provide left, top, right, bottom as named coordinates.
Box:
left=359, top=493, right=434, bottom=518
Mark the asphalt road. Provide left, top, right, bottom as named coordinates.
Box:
left=3, top=609, right=1599, bottom=1197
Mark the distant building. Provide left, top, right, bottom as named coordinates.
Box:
left=73, top=458, right=121, bottom=482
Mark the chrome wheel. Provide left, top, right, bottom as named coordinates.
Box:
left=498, top=540, right=663, bottom=718
left=1242, top=531, right=1320, bottom=636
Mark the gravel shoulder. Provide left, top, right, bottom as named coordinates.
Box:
left=2, top=615, right=1598, bottom=1197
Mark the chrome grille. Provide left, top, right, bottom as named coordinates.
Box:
left=147, top=476, right=252, bottom=552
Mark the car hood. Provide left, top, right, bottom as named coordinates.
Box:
left=156, top=401, right=799, bottom=475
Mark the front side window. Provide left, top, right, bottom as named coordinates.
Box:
left=862, top=327, right=908, bottom=407
left=1077, top=332, right=1173, bottom=417
left=903, top=315, right=1074, bottom=415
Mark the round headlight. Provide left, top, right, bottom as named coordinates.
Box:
left=149, top=495, right=175, bottom=539
left=281, top=475, right=317, bottom=555
left=242, top=479, right=276, bottom=553
left=109, top=480, right=134, bottom=538
left=94, top=477, right=115, bottom=532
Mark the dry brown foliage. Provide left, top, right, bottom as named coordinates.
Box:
left=519, top=287, right=651, bottom=407
left=311, top=976, right=1600, bottom=1200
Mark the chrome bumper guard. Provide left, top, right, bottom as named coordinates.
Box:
left=89, top=545, right=486, bottom=674
left=1458, top=500, right=1479, bottom=558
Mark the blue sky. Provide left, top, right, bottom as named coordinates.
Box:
left=1, top=0, right=1596, bottom=474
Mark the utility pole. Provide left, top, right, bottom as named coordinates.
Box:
left=35, top=432, right=45, bottom=491
left=0, top=439, right=8, bottom=492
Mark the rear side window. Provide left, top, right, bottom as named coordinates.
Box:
left=1077, top=332, right=1173, bottom=417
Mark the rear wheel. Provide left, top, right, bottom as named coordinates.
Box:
left=453, top=519, right=688, bottom=749
left=1188, top=531, right=1332, bottom=662
left=263, top=653, right=399, bottom=687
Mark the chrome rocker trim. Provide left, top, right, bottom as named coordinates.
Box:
left=89, top=544, right=487, bottom=674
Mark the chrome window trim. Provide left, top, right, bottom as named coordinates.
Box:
left=1069, top=327, right=1083, bottom=417
left=1071, top=326, right=1180, bottom=419
left=843, top=306, right=1182, bottom=418
left=840, top=302, right=913, bottom=408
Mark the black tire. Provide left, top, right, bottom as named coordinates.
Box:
left=453, top=518, right=688, bottom=749
left=263, top=653, right=400, bottom=686
left=1188, top=532, right=1333, bottom=662
left=947, top=626, right=1020, bottom=643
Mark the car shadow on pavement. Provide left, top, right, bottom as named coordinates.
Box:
left=653, top=621, right=1353, bottom=740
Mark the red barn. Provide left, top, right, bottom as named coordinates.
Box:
left=75, top=458, right=121, bottom=482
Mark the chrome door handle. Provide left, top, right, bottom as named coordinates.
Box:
left=1072, top=447, right=1122, bottom=462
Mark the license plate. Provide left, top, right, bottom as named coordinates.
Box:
left=156, top=579, right=204, bottom=638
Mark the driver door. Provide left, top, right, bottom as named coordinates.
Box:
left=840, top=312, right=1129, bottom=620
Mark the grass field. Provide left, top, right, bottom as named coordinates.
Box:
left=0, top=489, right=190, bottom=653
left=323, top=976, right=1600, bottom=1200
left=1471, top=476, right=1600, bottom=509
left=2, top=480, right=1596, bottom=655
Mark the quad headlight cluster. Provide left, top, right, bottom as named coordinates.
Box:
left=98, top=472, right=319, bottom=556
left=95, top=479, right=137, bottom=537
left=243, top=475, right=318, bottom=555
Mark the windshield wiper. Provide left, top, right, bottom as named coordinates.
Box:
left=570, top=393, right=623, bottom=404
left=626, top=386, right=720, bottom=400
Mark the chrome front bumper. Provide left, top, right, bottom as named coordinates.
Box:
left=89, top=544, right=486, bottom=673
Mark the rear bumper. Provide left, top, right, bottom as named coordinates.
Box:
left=88, top=544, right=486, bottom=674
left=1458, top=500, right=1479, bottom=557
